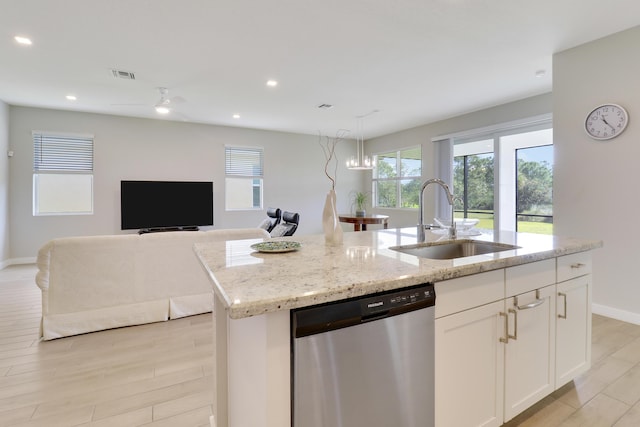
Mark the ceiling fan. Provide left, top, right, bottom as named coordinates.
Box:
left=152, top=87, right=185, bottom=114
left=112, top=87, right=186, bottom=116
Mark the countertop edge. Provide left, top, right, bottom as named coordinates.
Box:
left=223, top=240, right=602, bottom=319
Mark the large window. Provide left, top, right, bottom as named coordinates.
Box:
left=33, top=132, right=94, bottom=216
left=453, top=139, right=494, bottom=230
left=452, top=125, right=553, bottom=234
left=516, top=144, right=553, bottom=233
left=225, top=146, right=263, bottom=210
left=373, top=146, right=421, bottom=209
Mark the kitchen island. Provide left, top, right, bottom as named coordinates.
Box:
left=194, top=228, right=602, bottom=427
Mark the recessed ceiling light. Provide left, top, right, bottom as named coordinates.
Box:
left=66, top=95, right=77, bottom=101
left=155, top=106, right=170, bottom=114
left=14, top=36, right=32, bottom=45
left=266, top=80, right=278, bottom=87
left=233, top=114, right=240, bottom=119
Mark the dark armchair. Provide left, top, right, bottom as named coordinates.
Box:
left=270, top=211, right=300, bottom=237
left=258, top=207, right=281, bottom=233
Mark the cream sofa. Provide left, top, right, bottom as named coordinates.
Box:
left=35, top=228, right=269, bottom=340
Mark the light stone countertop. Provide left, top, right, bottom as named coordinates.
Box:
left=193, top=228, right=602, bottom=319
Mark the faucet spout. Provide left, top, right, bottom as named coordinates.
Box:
left=417, top=178, right=457, bottom=242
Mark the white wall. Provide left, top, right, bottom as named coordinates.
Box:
left=366, top=93, right=553, bottom=228
left=554, top=25, right=640, bottom=324
left=8, top=106, right=362, bottom=259
left=0, top=101, right=9, bottom=267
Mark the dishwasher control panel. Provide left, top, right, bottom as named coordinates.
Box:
left=293, top=283, right=435, bottom=338
left=360, top=283, right=435, bottom=317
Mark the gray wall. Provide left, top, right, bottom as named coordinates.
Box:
left=0, top=101, right=8, bottom=268
left=6, top=25, right=640, bottom=325
left=554, top=25, right=640, bottom=324
left=8, top=106, right=362, bottom=260
left=366, top=93, right=553, bottom=228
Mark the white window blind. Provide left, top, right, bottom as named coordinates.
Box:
left=225, top=146, right=263, bottom=177
left=33, top=133, right=93, bottom=172
left=225, top=146, right=263, bottom=210
left=32, top=132, right=94, bottom=216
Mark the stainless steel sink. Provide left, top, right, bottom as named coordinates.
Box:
left=389, top=240, right=520, bottom=260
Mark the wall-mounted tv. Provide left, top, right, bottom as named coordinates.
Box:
left=121, top=180, right=214, bottom=231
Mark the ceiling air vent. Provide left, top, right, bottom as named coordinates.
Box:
left=110, top=69, right=136, bottom=80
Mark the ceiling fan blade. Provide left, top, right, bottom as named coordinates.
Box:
left=170, top=110, right=190, bottom=121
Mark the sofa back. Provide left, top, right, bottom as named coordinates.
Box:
left=36, top=228, right=269, bottom=317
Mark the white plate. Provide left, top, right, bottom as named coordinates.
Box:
left=250, top=241, right=301, bottom=253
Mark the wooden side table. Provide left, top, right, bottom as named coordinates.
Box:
left=338, top=214, right=389, bottom=231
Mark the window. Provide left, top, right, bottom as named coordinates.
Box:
left=453, top=139, right=495, bottom=230
left=225, top=146, right=263, bottom=210
left=33, top=132, right=94, bottom=215
left=516, top=144, right=553, bottom=233
left=373, top=146, right=421, bottom=209
left=452, top=123, right=553, bottom=234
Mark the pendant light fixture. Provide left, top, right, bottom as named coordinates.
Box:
left=346, top=110, right=378, bottom=170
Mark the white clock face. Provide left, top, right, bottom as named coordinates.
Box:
left=585, top=104, right=628, bottom=140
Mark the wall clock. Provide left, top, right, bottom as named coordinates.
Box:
left=584, top=104, right=629, bottom=140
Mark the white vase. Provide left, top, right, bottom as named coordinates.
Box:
left=322, top=189, right=343, bottom=245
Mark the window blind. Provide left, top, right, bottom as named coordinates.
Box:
left=225, top=146, right=263, bottom=177
left=33, top=133, right=94, bottom=172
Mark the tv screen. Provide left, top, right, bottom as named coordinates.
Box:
left=120, top=180, right=214, bottom=230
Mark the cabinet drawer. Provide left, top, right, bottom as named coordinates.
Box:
left=505, top=259, right=555, bottom=297
left=435, top=269, right=504, bottom=318
left=557, top=252, right=592, bottom=282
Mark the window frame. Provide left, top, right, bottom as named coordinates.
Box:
left=32, top=131, right=94, bottom=216
left=372, top=145, right=422, bottom=210
left=224, top=145, right=264, bottom=211
left=515, top=143, right=554, bottom=233
left=450, top=119, right=553, bottom=233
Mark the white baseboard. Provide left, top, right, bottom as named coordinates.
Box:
left=0, top=257, right=37, bottom=270
left=592, top=303, right=640, bottom=326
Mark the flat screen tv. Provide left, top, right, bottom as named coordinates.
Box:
left=121, top=180, right=214, bottom=231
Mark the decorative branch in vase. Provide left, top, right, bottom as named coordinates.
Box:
left=319, top=130, right=349, bottom=245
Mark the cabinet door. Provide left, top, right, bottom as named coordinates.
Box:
left=556, top=275, right=592, bottom=388
left=504, top=285, right=556, bottom=422
left=435, top=300, right=504, bottom=427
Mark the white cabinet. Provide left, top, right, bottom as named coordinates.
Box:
left=435, top=259, right=559, bottom=426
left=503, top=260, right=556, bottom=421
left=435, top=270, right=505, bottom=427
left=556, top=253, right=592, bottom=388
left=435, top=299, right=505, bottom=427
left=503, top=285, right=556, bottom=420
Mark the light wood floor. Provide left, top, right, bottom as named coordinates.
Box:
left=0, top=264, right=213, bottom=426
left=2, top=264, right=640, bottom=426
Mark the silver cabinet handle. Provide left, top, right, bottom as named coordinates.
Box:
left=558, top=292, right=567, bottom=319
left=508, top=308, right=518, bottom=341
left=500, top=312, right=508, bottom=343
left=499, top=310, right=517, bottom=343
left=514, top=289, right=545, bottom=310
left=571, top=263, right=586, bottom=269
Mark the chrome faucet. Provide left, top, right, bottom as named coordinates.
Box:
left=417, top=178, right=457, bottom=242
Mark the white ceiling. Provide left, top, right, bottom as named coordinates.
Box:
left=1, top=0, right=639, bottom=139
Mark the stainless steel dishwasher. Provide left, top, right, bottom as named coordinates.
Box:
left=292, top=283, right=435, bottom=427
